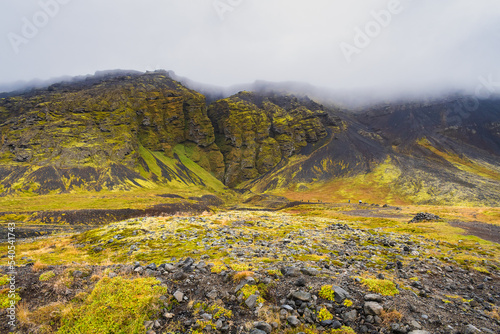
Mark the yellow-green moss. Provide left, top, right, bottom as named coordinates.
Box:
left=0, top=275, right=9, bottom=285
left=267, top=269, right=283, bottom=277
left=39, top=271, right=56, bottom=281
left=318, top=285, right=336, bottom=301
left=239, top=285, right=265, bottom=305
left=317, top=308, right=333, bottom=321
left=343, top=299, right=353, bottom=307
left=192, top=320, right=216, bottom=334
left=0, top=289, right=21, bottom=309
left=230, top=263, right=251, bottom=271
left=359, top=278, right=399, bottom=296
left=207, top=304, right=233, bottom=320
left=326, top=326, right=357, bottom=334
left=210, top=263, right=228, bottom=273
left=58, top=276, right=167, bottom=334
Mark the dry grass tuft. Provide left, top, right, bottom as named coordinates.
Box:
left=17, top=301, right=73, bottom=334
left=90, top=266, right=104, bottom=282
left=90, top=274, right=102, bottom=282
left=16, top=301, right=30, bottom=325
left=486, top=308, right=500, bottom=320
left=233, top=271, right=255, bottom=282
left=53, top=271, right=74, bottom=294
left=32, top=261, right=48, bottom=273
left=381, top=309, right=403, bottom=326
left=257, top=305, right=281, bottom=327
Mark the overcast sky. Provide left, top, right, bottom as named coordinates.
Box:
left=1, top=0, right=499, bottom=97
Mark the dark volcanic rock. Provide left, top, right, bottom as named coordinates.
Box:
left=409, top=212, right=441, bottom=223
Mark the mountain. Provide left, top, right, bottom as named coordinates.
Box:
left=207, top=91, right=338, bottom=187
left=0, top=71, right=499, bottom=206
left=0, top=70, right=226, bottom=196
left=257, top=97, right=500, bottom=206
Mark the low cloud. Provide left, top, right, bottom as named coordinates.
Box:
left=1, top=0, right=499, bottom=100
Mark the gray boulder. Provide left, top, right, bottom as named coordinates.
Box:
left=245, top=294, right=259, bottom=309
left=253, top=321, right=272, bottom=334
left=364, top=302, right=383, bottom=316
left=291, top=291, right=312, bottom=302
left=287, top=316, right=301, bottom=327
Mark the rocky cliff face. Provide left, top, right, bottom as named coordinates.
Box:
left=0, top=71, right=335, bottom=195
left=208, top=92, right=335, bottom=187
left=0, top=71, right=225, bottom=194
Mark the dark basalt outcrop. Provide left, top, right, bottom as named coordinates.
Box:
left=408, top=212, right=442, bottom=223
left=208, top=92, right=337, bottom=187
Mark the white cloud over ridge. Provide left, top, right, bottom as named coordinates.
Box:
left=0, top=0, right=499, bottom=99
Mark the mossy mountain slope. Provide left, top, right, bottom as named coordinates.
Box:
left=268, top=98, right=500, bottom=206
left=1, top=71, right=499, bottom=205
left=0, top=71, right=225, bottom=195
left=208, top=92, right=339, bottom=187
left=355, top=98, right=500, bottom=205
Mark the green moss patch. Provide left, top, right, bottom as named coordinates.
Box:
left=58, top=276, right=167, bottom=334
left=358, top=277, right=399, bottom=296
left=39, top=271, right=56, bottom=281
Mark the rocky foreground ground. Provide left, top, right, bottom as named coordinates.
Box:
left=1, top=210, right=499, bottom=334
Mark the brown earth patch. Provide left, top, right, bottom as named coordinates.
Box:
left=341, top=207, right=409, bottom=220
left=0, top=200, right=222, bottom=226
left=449, top=220, right=500, bottom=244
